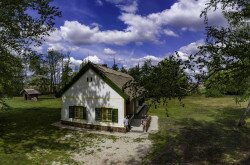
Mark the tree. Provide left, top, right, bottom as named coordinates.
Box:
left=28, top=54, right=50, bottom=94
left=61, top=53, right=73, bottom=87
left=112, top=59, right=119, bottom=71
left=120, top=66, right=127, bottom=73
left=144, top=57, right=190, bottom=104
left=0, top=0, right=60, bottom=108
left=47, top=50, right=64, bottom=93
left=0, top=0, right=61, bottom=54
left=126, top=56, right=190, bottom=115
left=128, top=64, right=141, bottom=81
left=196, top=0, right=250, bottom=125
left=0, top=53, right=24, bottom=98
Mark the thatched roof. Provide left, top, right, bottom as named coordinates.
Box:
left=56, top=62, right=139, bottom=100
left=20, top=89, right=41, bottom=95
left=94, top=64, right=133, bottom=90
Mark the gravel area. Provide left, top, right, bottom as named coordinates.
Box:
left=52, top=116, right=158, bottom=164
left=72, top=136, right=152, bottom=165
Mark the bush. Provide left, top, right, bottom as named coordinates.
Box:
left=205, top=88, right=224, bottom=97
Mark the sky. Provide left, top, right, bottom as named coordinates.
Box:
left=37, top=0, right=227, bottom=70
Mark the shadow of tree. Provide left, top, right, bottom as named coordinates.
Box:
left=149, top=107, right=250, bottom=164
left=0, top=106, right=76, bottom=158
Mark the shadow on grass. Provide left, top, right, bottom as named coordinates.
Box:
left=148, top=107, right=250, bottom=164
left=0, top=106, right=76, bottom=155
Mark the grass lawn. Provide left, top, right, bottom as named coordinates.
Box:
left=0, top=96, right=115, bottom=165
left=0, top=95, right=249, bottom=164
left=147, top=95, right=250, bottom=164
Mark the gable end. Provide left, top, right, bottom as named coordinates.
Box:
left=56, top=63, right=129, bottom=100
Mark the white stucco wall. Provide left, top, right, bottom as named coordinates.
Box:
left=61, top=68, right=125, bottom=127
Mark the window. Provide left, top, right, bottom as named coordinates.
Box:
left=95, top=108, right=118, bottom=123
left=87, top=77, right=93, bottom=82
left=102, top=108, right=112, bottom=122
left=69, top=106, right=87, bottom=120
left=74, top=106, right=83, bottom=119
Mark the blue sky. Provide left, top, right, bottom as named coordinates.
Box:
left=38, top=0, right=226, bottom=69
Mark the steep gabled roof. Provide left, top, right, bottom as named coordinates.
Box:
left=20, top=89, right=41, bottom=95
left=56, top=62, right=134, bottom=100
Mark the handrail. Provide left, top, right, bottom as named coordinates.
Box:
left=142, top=115, right=151, bottom=132
left=128, top=114, right=134, bottom=124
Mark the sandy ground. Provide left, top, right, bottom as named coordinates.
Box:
left=52, top=116, right=158, bottom=164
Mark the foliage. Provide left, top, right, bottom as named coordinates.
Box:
left=196, top=0, right=250, bottom=100
left=28, top=50, right=73, bottom=94
left=61, top=53, right=73, bottom=87
left=112, top=60, right=119, bottom=71
left=204, top=70, right=247, bottom=97
left=120, top=66, right=127, bottom=73
left=128, top=64, right=141, bottom=81
left=47, top=50, right=64, bottom=93
left=195, top=0, right=250, bottom=125
left=0, top=0, right=60, bottom=104
left=0, top=0, right=61, bottom=55
left=0, top=53, right=24, bottom=97
left=28, top=54, right=50, bottom=93
left=126, top=57, right=191, bottom=109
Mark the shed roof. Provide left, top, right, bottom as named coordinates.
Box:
left=56, top=62, right=139, bottom=100
left=21, top=89, right=41, bottom=95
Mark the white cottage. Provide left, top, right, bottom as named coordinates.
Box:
left=57, top=62, right=145, bottom=132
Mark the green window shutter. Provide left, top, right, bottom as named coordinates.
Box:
left=69, top=106, right=74, bottom=118
left=112, top=109, right=118, bottom=123
left=83, top=107, right=87, bottom=120
left=95, top=108, right=102, bottom=121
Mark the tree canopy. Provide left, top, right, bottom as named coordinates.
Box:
left=127, top=57, right=191, bottom=112
left=0, top=0, right=60, bottom=108
left=196, top=0, right=250, bottom=125
left=0, top=0, right=61, bottom=55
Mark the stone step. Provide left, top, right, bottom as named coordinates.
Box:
left=130, top=126, right=143, bottom=133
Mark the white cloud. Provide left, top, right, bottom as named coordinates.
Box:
left=47, top=42, right=79, bottom=52
left=45, top=0, right=226, bottom=46
left=142, top=55, right=162, bottom=62
left=148, top=0, right=227, bottom=31
left=69, top=57, right=82, bottom=66
left=83, top=55, right=103, bottom=64
left=163, top=29, right=179, bottom=37
left=67, top=55, right=103, bottom=72
left=60, top=21, right=99, bottom=45
left=68, top=57, right=82, bottom=71
left=45, top=29, right=63, bottom=43
left=177, top=39, right=204, bottom=59
left=119, top=1, right=138, bottom=13
left=104, top=48, right=116, bottom=55
left=128, top=55, right=163, bottom=67
left=175, top=40, right=207, bottom=78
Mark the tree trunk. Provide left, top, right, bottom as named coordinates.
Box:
left=238, top=101, right=250, bottom=126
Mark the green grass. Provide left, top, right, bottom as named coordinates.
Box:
left=1, top=95, right=249, bottom=164
left=147, top=95, right=250, bottom=164
left=0, top=96, right=112, bottom=164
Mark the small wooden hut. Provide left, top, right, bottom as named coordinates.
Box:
left=20, top=89, right=41, bottom=101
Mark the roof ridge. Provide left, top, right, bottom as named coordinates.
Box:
left=94, top=64, right=132, bottom=78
